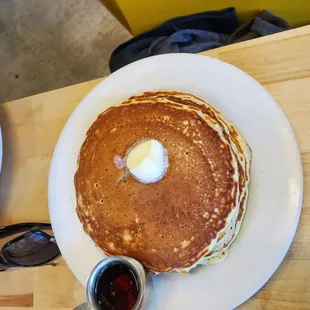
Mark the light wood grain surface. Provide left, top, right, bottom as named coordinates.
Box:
left=1, top=25, right=310, bottom=309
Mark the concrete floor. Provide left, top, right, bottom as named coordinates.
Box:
left=0, top=0, right=131, bottom=103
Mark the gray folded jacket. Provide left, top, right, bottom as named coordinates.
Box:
left=109, top=9, right=290, bottom=72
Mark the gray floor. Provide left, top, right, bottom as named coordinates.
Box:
left=0, top=0, right=131, bottom=103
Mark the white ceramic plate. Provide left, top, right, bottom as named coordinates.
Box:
left=49, top=54, right=303, bottom=310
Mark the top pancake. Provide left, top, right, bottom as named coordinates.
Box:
left=75, top=94, right=241, bottom=273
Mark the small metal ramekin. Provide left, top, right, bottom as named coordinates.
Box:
left=86, top=256, right=153, bottom=310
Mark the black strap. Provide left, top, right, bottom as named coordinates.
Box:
left=0, top=223, right=51, bottom=239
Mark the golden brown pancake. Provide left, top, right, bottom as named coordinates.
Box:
left=74, top=96, right=242, bottom=273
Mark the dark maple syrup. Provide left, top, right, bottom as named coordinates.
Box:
left=94, top=263, right=139, bottom=310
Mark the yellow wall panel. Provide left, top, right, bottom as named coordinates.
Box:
left=98, top=0, right=131, bottom=31
left=106, top=0, right=310, bottom=35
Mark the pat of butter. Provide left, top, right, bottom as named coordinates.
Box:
left=126, top=139, right=168, bottom=183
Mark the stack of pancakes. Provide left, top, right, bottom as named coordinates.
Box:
left=75, top=91, right=251, bottom=274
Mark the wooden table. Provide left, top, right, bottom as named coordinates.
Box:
left=0, top=25, right=310, bottom=310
